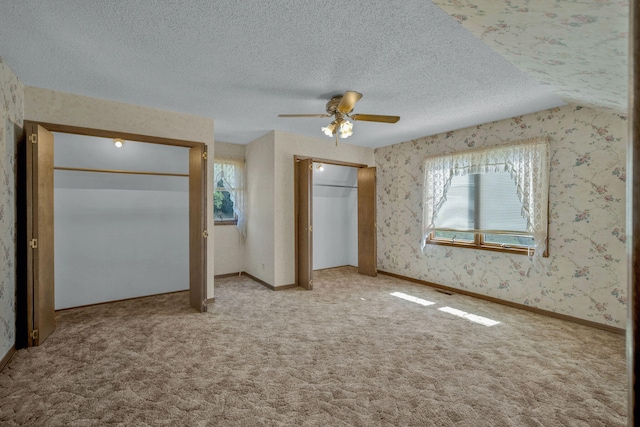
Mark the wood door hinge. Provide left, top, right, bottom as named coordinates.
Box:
left=202, top=152, right=208, bottom=160
left=30, top=329, right=38, bottom=340
left=29, top=239, right=38, bottom=249
left=29, top=134, right=37, bottom=144
left=202, top=230, right=208, bottom=238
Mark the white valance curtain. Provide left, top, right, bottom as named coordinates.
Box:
left=214, top=157, right=246, bottom=238
left=422, top=137, right=549, bottom=258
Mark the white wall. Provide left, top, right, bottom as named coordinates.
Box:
left=347, top=189, right=358, bottom=267
left=213, top=226, right=245, bottom=276
left=313, top=193, right=358, bottom=270
left=215, top=141, right=245, bottom=158
left=24, top=86, right=216, bottom=299
left=53, top=134, right=189, bottom=309
left=244, top=133, right=275, bottom=284
left=55, top=186, right=188, bottom=309
left=213, top=141, right=246, bottom=275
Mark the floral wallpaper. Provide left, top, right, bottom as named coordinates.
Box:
left=0, top=56, right=24, bottom=358
left=375, top=104, right=627, bottom=327
left=434, top=0, right=628, bottom=113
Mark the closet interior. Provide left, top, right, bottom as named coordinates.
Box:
left=312, top=162, right=358, bottom=270
left=53, top=133, right=190, bottom=309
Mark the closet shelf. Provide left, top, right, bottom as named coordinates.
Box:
left=313, top=184, right=357, bottom=189
left=54, top=166, right=188, bottom=178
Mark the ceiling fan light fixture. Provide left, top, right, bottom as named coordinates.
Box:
left=321, top=121, right=337, bottom=137
left=279, top=91, right=399, bottom=140
left=339, top=120, right=353, bottom=138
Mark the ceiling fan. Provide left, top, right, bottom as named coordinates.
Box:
left=278, top=91, right=400, bottom=141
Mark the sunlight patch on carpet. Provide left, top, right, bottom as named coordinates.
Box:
left=390, top=292, right=436, bottom=306
left=438, top=306, right=500, bottom=326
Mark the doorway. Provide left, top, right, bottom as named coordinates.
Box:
left=18, top=122, right=208, bottom=347
left=294, top=156, right=377, bottom=290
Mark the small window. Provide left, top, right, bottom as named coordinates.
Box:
left=214, top=179, right=236, bottom=224
left=213, top=158, right=245, bottom=227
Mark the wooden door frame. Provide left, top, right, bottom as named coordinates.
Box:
left=22, top=121, right=209, bottom=325
left=24, top=124, right=56, bottom=346
left=293, top=155, right=369, bottom=287
left=295, top=158, right=313, bottom=289
left=629, top=0, right=638, bottom=423
left=357, top=166, right=377, bottom=277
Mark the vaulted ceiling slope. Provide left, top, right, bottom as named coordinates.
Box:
left=435, top=0, right=628, bottom=114
left=0, top=1, right=624, bottom=148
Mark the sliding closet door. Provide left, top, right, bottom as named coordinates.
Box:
left=189, top=145, right=207, bottom=312
left=296, top=158, right=313, bottom=289
left=358, top=167, right=377, bottom=277
left=25, top=123, right=56, bottom=346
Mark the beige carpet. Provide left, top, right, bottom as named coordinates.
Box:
left=0, top=267, right=627, bottom=426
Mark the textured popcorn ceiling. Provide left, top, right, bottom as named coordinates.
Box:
left=0, top=1, right=583, bottom=147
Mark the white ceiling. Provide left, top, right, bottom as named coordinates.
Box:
left=0, top=1, right=624, bottom=148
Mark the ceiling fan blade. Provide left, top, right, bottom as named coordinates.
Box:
left=278, top=114, right=331, bottom=118
left=337, top=91, right=363, bottom=114
left=351, top=114, right=400, bottom=123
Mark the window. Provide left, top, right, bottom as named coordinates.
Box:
left=214, top=179, right=236, bottom=223
left=213, top=158, right=246, bottom=237
left=423, top=138, right=549, bottom=258
left=430, top=173, right=536, bottom=253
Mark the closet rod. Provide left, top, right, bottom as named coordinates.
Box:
left=54, top=166, right=188, bottom=178
left=313, top=184, right=357, bottom=189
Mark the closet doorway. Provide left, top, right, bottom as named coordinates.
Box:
left=294, top=157, right=376, bottom=290
left=20, top=122, right=207, bottom=347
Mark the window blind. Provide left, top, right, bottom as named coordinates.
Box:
left=434, top=172, right=529, bottom=234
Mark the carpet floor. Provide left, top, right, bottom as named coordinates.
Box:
left=0, top=267, right=627, bottom=426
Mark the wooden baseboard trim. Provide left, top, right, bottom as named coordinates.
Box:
left=204, top=298, right=216, bottom=306
left=241, top=272, right=298, bottom=291
left=378, top=270, right=625, bottom=335
left=55, top=289, right=189, bottom=312
left=214, top=272, right=242, bottom=279
left=313, top=265, right=352, bottom=272
left=273, top=284, right=298, bottom=291
left=0, top=346, right=16, bottom=372
left=242, top=272, right=275, bottom=290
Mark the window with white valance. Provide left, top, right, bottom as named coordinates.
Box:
left=422, top=138, right=549, bottom=259
left=214, top=157, right=246, bottom=238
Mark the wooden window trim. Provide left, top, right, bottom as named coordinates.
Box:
left=426, top=232, right=549, bottom=257
left=214, top=219, right=237, bottom=226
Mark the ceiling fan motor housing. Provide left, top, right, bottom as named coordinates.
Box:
left=326, top=95, right=346, bottom=115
